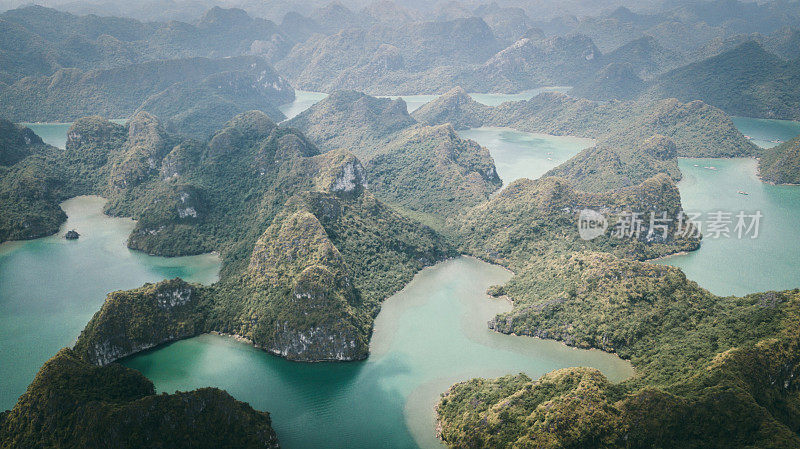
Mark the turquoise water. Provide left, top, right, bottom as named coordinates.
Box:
left=278, top=89, right=572, bottom=117
left=654, top=158, right=800, bottom=296
left=123, top=257, right=632, bottom=449
left=458, top=127, right=595, bottom=185
left=22, top=119, right=127, bottom=149
left=732, top=116, right=800, bottom=148
left=654, top=117, right=800, bottom=296
left=0, top=196, right=220, bottom=409
left=389, top=86, right=571, bottom=113
left=278, top=90, right=329, bottom=120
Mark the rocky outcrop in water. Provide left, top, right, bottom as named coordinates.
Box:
left=64, top=230, right=79, bottom=240
left=74, top=279, right=206, bottom=366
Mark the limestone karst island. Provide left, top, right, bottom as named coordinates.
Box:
left=2, top=1, right=800, bottom=448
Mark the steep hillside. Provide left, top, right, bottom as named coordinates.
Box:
left=467, top=34, right=602, bottom=92
left=646, top=42, right=800, bottom=120
left=414, top=90, right=755, bottom=191
left=0, top=5, right=293, bottom=84
left=0, top=119, right=64, bottom=242
left=287, top=91, right=501, bottom=216
left=437, top=169, right=800, bottom=448
left=759, top=136, right=800, bottom=184
left=0, top=56, right=293, bottom=126
left=274, top=17, right=502, bottom=94
left=569, top=62, right=646, bottom=100
left=0, top=348, right=280, bottom=448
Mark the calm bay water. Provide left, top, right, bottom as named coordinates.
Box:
left=654, top=158, right=800, bottom=296
left=458, top=127, right=595, bottom=185
left=654, top=118, right=800, bottom=296
left=278, top=87, right=572, bottom=118
left=732, top=116, right=800, bottom=148
left=22, top=119, right=127, bottom=149
left=278, top=90, right=329, bottom=120
left=10, top=101, right=800, bottom=448
left=123, top=257, right=632, bottom=449
left=0, top=196, right=220, bottom=409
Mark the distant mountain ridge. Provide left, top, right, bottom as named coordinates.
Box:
left=0, top=55, right=294, bottom=133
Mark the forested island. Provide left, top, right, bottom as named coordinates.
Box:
left=2, top=1, right=800, bottom=448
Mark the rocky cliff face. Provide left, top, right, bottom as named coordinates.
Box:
left=65, top=116, right=127, bottom=152
left=109, top=111, right=170, bottom=190
left=245, top=203, right=369, bottom=361
left=287, top=90, right=501, bottom=217
left=74, top=279, right=206, bottom=366
left=0, top=118, right=44, bottom=166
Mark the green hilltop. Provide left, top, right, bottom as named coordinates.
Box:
left=0, top=56, right=293, bottom=137
left=0, top=348, right=279, bottom=449
left=287, top=90, right=502, bottom=218
left=759, top=136, right=800, bottom=185
left=436, top=169, right=800, bottom=448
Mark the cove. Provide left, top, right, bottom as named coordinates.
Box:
left=122, top=256, right=632, bottom=449
left=654, top=117, right=800, bottom=296
left=22, top=119, right=127, bottom=149
left=0, top=196, right=220, bottom=409
left=653, top=158, right=800, bottom=296
left=279, top=90, right=329, bottom=120
left=732, top=116, right=800, bottom=148
left=457, top=127, right=595, bottom=185
left=276, top=87, right=573, bottom=120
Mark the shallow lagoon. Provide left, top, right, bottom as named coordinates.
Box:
left=0, top=196, right=220, bottom=409
left=123, top=257, right=632, bottom=449
left=458, top=127, right=595, bottom=185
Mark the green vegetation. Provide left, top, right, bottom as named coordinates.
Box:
left=4, top=108, right=456, bottom=444
left=0, top=118, right=43, bottom=166
left=438, top=289, right=800, bottom=448
left=466, top=34, right=602, bottom=92
left=451, top=174, right=699, bottom=265
left=0, top=5, right=292, bottom=85
left=414, top=90, right=757, bottom=158
left=415, top=89, right=757, bottom=192
left=0, top=119, right=70, bottom=242
left=0, top=348, right=279, bottom=448
left=436, top=158, right=800, bottom=448
left=0, top=111, right=451, bottom=364
left=287, top=91, right=502, bottom=217
left=275, top=17, right=502, bottom=95
left=0, top=56, right=293, bottom=132
left=74, top=279, right=209, bottom=366
left=645, top=42, right=800, bottom=120
left=569, top=62, right=645, bottom=101
left=758, top=136, right=800, bottom=184
left=545, top=134, right=681, bottom=192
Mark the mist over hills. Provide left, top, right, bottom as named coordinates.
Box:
left=3, top=1, right=800, bottom=449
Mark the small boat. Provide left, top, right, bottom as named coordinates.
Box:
left=693, top=164, right=699, bottom=167
left=737, top=190, right=749, bottom=195
left=744, top=135, right=751, bottom=139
